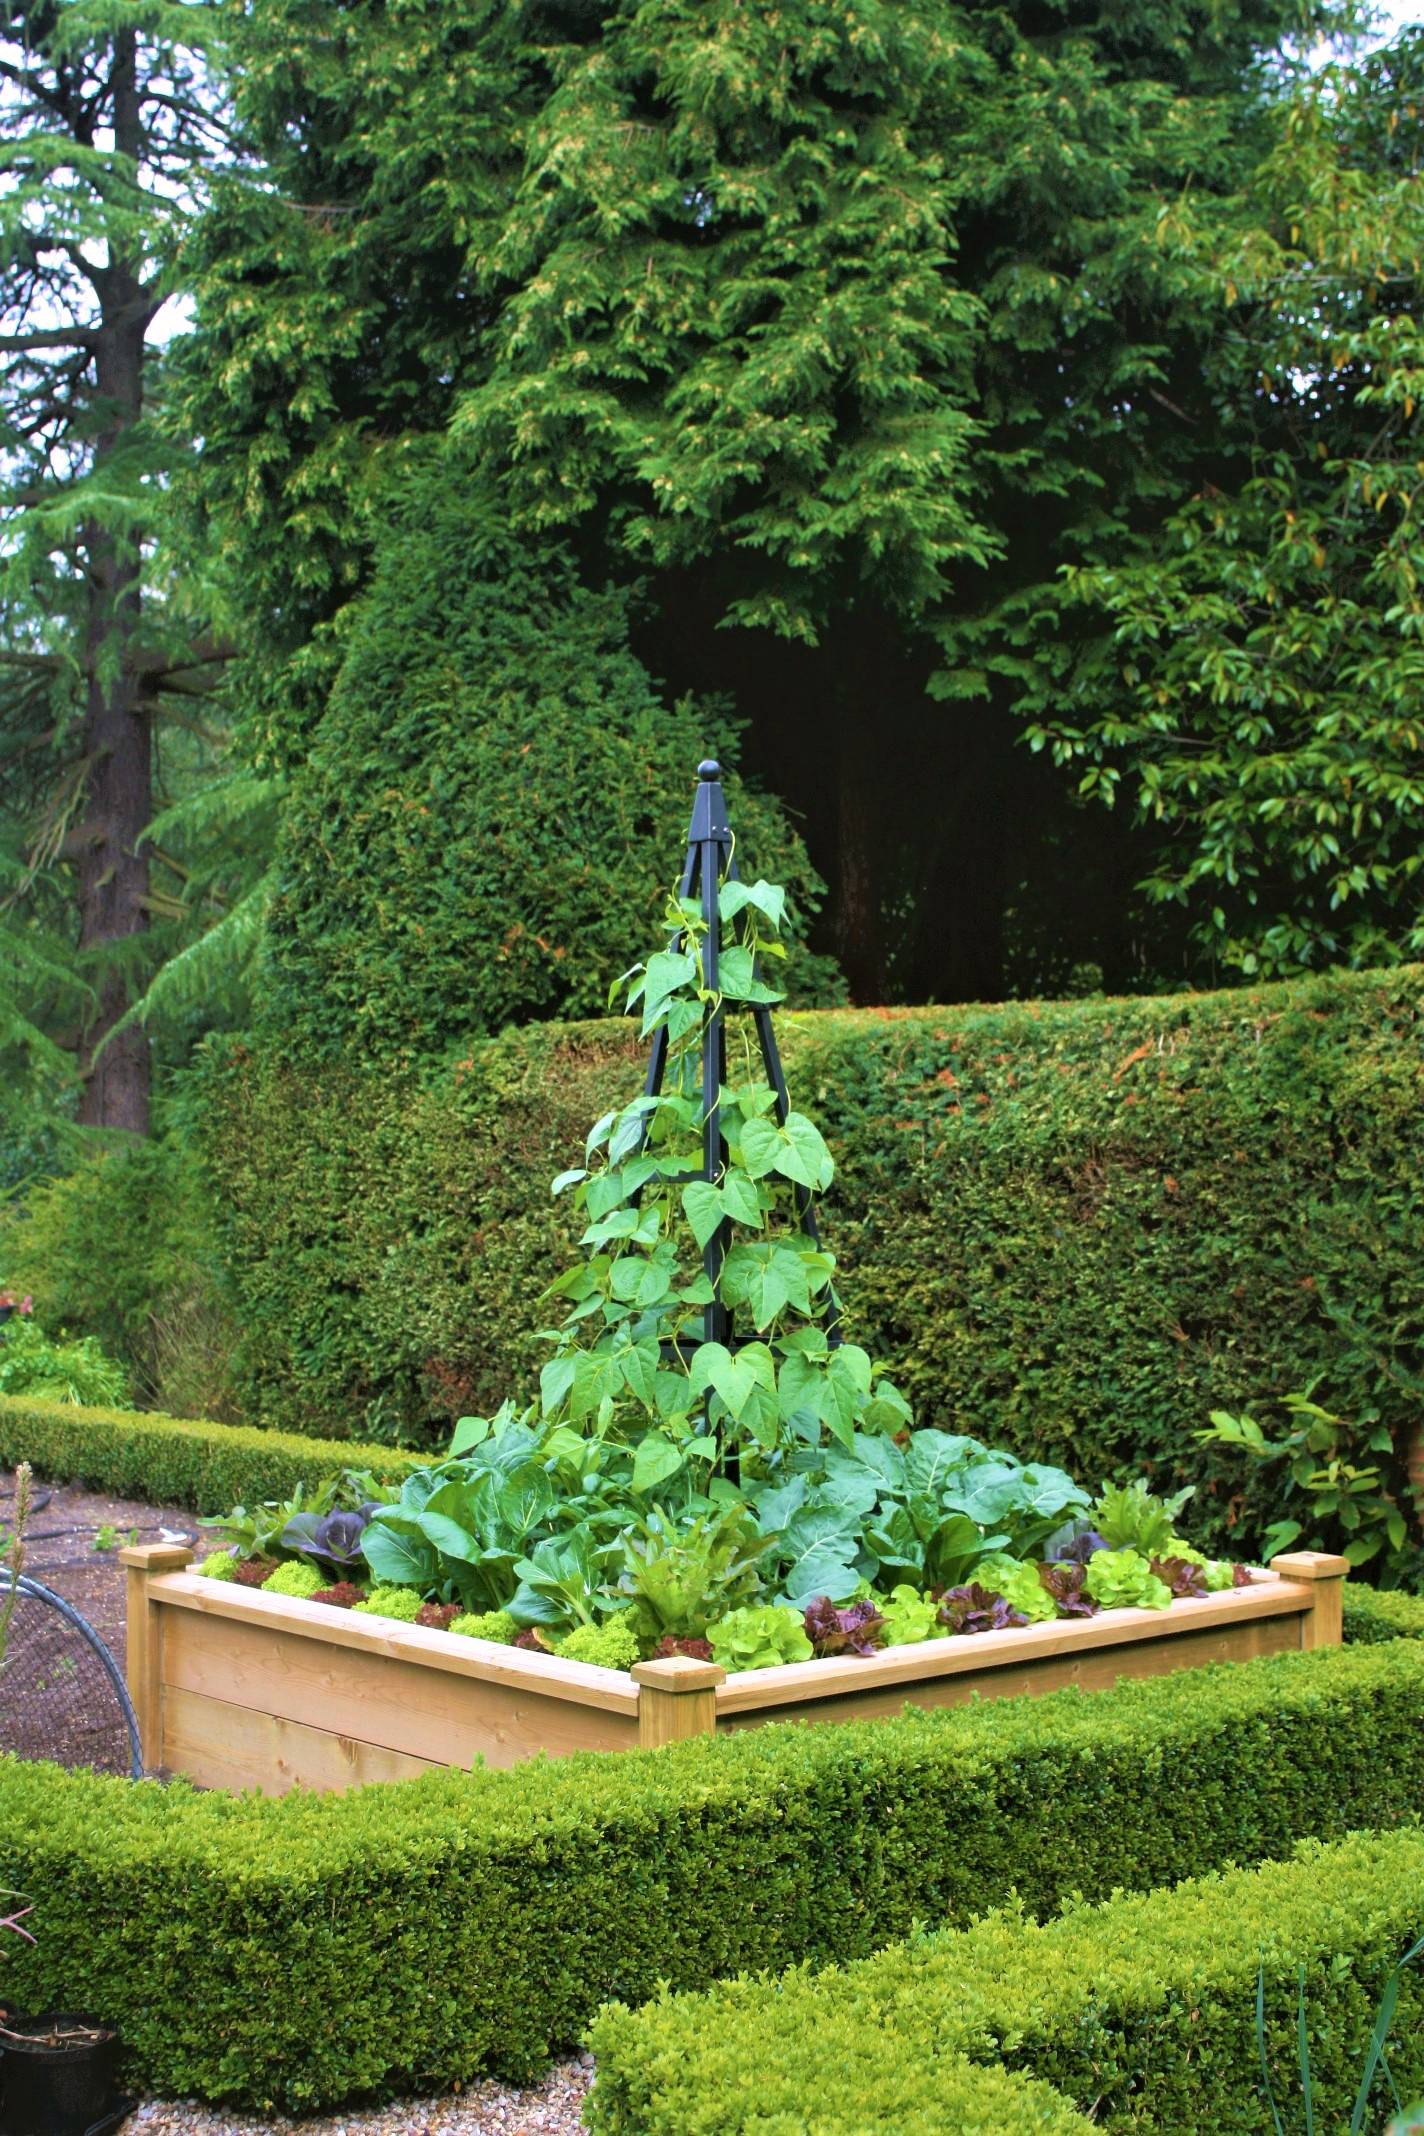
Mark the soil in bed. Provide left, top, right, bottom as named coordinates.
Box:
left=0, top=1467, right=198, bottom=1771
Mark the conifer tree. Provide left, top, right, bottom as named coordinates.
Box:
left=0, top=0, right=233, bottom=1133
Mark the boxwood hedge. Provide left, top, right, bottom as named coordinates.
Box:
left=588, top=1827, right=1424, bottom=2134
left=2, top=1642, right=1424, bottom=2108
left=189, top=965, right=1424, bottom=1552
left=1341, top=1582, right=1424, bottom=1645
left=0, top=1394, right=424, bottom=1512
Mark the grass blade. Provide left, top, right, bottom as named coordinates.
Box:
left=1258, top=1960, right=1287, bottom=2136
left=1298, top=1967, right=1315, bottom=2136
left=1350, top=1968, right=1401, bottom=2134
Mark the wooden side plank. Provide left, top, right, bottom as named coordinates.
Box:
left=160, top=1607, right=639, bottom=1767
left=148, top=1572, right=640, bottom=1715
left=713, top=1576, right=1310, bottom=1717
left=716, top=1614, right=1303, bottom=1733
left=161, top=1684, right=437, bottom=1794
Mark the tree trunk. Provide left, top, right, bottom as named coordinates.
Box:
left=75, top=31, right=153, bottom=1134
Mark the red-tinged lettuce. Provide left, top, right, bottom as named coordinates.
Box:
left=1151, top=1555, right=1210, bottom=1599
left=654, top=1633, right=715, bottom=1660
left=936, top=1583, right=1028, bottom=1635
left=1232, top=1562, right=1253, bottom=1587
left=1037, top=1561, right=1098, bottom=1617
left=803, top=1595, right=887, bottom=1657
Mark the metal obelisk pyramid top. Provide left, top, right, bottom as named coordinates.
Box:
left=639, top=759, right=840, bottom=1353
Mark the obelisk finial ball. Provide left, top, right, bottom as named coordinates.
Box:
left=698, top=759, right=721, bottom=780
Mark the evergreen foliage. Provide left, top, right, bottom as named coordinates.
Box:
left=260, top=480, right=838, bottom=1058
left=0, top=2, right=243, bottom=1134
left=176, top=0, right=1367, bottom=1004
left=3, top=1640, right=1424, bottom=2106
left=588, top=1827, right=1424, bottom=2134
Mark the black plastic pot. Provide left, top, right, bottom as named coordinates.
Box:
left=0, top=2012, right=125, bottom=2135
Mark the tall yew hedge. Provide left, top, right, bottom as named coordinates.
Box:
left=192, top=965, right=1424, bottom=1552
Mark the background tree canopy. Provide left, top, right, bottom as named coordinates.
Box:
left=3, top=0, right=1421, bottom=1157
left=175, top=0, right=1416, bottom=1025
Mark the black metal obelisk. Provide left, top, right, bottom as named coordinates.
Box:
left=639, top=760, right=840, bottom=1354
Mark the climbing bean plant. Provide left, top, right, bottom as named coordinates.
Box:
left=530, top=877, right=913, bottom=1495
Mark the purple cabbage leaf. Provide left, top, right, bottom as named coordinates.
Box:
left=281, top=1507, right=374, bottom=1571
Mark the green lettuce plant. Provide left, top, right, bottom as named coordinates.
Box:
left=975, top=1554, right=1058, bottom=1624
left=557, top=1619, right=641, bottom=1671
left=259, top=1561, right=324, bottom=1600
left=450, top=1608, right=517, bottom=1643
left=876, top=1585, right=941, bottom=1645
left=1093, top=1478, right=1195, bottom=1558
left=352, top=1585, right=423, bottom=1621
left=1083, top=1548, right=1172, bottom=1612
left=708, top=1604, right=813, bottom=1672
left=618, top=1505, right=771, bottom=1642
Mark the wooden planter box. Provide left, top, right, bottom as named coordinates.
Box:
left=120, top=1545, right=1348, bottom=1795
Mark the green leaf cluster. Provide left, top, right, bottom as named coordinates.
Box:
left=707, top=1604, right=813, bottom=1673
left=1082, top=1549, right=1172, bottom=1612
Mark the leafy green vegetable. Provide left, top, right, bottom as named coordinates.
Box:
left=618, top=1506, right=771, bottom=1640
left=877, top=1585, right=941, bottom=1645
left=1093, top=1479, right=1195, bottom=1559
left=556, top=1619, right=642, bottom=1671
left=1083, top=1549, right=1173, bottom=1612
left=509, top=1531, right=621, bottom=1632
left=708, top=1604, right=814, bottom=1672
left=352, top=1585, right=424, bottom=1621
left=975, top=1555, right=1057, bottom=1624
left=259, top=1561, right=324, bottom=1600
left=449, top=1608, right=517, bottom=1643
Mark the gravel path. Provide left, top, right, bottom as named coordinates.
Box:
left=119, top=2059, right=592, bottom=2135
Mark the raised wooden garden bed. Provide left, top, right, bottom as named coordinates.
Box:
left=121, top=1544, right=1348, bottom=1794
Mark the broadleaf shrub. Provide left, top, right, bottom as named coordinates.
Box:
left=586, top=1828, right=1424, bottom=2134
left=2, top=1642, right=1424, bottom=2107
left=193, top=965, right=1424, bottom=1557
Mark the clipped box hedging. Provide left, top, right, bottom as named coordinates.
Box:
left=0, top=1394, right=423, bottom=1513
left=588, top=1827, right=1424, bottom=2134
left=190, top=967, right=1424, bottom=1551
left=3, top=1642, right=1424, bottom=2108
left=1342, top=1582, right=1424, bottom=1644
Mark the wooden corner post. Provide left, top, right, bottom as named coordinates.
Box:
left=632, top=1656, right=725, bottom=1748
left=119, top=1542, right=193, bottom=1771
left=1269, top=1550, right=1350, bottom=1650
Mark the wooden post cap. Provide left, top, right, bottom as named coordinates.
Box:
left=1269, top=1551, right=1351, bottom=1581
left=118, top=1542, right=194, bottom=1571
left=631, top=1656, right=726, bottom=1693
